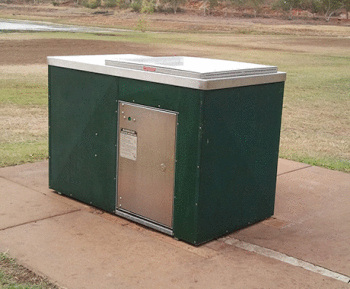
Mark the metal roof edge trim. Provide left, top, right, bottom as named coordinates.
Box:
left=47, top=56, right=286, bottom=90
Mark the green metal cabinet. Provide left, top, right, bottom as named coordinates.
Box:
left=48, top=55, right=286, bottom=245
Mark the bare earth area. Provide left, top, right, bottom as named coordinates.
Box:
left=0, top=38, right=156, bottom=65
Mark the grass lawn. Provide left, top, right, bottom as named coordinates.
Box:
left=0, top=252, right=59, bottom=288
left=0, top=26, right=349, bottom=172
left=0, top=64, right=48, bottom=167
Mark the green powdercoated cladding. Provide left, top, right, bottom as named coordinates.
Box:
left=196, top=82, right=285, bottom=244
left=49, top=67, right=118, bottom=212
left=49, top=66, right=284, bottom=245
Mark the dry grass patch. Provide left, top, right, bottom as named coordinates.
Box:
left=0, top=252, right=60, bottom=289
left=0, top=104, right=48, bottom=167
left=0, top=64, right=48, bottom=167
left=0, top=64, right=47, bottom=77
left=0, top=104, right=47, bottom=144
left=0, top=64, right=47, bottom=105
left=281, top=98, right=350, bottom=171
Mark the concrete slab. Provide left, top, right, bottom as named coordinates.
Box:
left=0, top=177, right=79, bottom=230
left=0, top=161, right=88, bottom=209
left=230, top=165, right=350, bottom=276
left=0, top=210, right=346, bottom=289
left=0, top=161, right=50, bottom=194
left=0, top=160, right=349, bottom=288
left=277, top=158, right=311, bottom=176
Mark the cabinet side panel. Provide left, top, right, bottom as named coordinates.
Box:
left=49, top=67, right=118, bottom=212
left=197, top=82, right=285, bottom=244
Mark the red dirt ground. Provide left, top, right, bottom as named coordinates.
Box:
left=0, top=39, right=158, bottom=65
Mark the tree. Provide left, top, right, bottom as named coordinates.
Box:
left=273, top=0, right=302, bottom=18
left=318, top=0, right=346, bottom=21
left=230, top=0, right=265, bottom=17
left=163, top=0, right=186, bottom=13
left=140, top=0, right=155, bottom=13
left=275, top=0, right=347, bottom=20
left=342, top=0, right=350, bottom=19
left=298, top=0, right=321, bottom=13
left=249, top=0, right=265, bottom=17
left=322, top=0, right=342, bottom=20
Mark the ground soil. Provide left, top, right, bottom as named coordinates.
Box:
left=0, top=38, right=159, bottom=65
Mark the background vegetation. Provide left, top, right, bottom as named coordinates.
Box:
left=4, top=0, right=350, bottom=20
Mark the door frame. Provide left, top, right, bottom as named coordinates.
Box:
left=115, top=101, right=178, bottom=236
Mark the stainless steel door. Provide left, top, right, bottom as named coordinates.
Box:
left=116, top=102, right=177, bottom=229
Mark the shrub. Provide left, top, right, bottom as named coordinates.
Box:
left=136, top=16, right=147, bottom=31
left=141, top=0, right=155, bottom=13
left=162, top=0, right=186, bottom=13
left=131, top=0, right=142, bottom=11
left=82, top=0, right=101, bottom=8
left=104, top=0, right=117, bottom=7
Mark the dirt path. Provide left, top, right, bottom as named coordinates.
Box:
left=0, top=39, right=161, bottom=65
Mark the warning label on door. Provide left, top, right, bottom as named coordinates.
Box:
left=120, top=128, right=137, bottom=161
